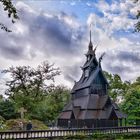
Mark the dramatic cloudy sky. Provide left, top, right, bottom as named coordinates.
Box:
left=0, top=0, right=140, bottom=94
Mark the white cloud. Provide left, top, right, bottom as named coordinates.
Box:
left=97, top=0, right=110, bottom=12
left=94, top=0, right=138, bottom=33
left=0, top=1, right=86, bottom=95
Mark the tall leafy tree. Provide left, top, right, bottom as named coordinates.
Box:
left=2, top=61, right=60, bottom=112
left=31, top=86, right=70, bottom=123
left=121, top=87, right=140, bottom=120
left=104, top=71, right=130, bottom=102
left=120, top=76, right=140, bottom=124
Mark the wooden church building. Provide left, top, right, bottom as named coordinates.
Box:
left=57, top=31, right=126, bottom=128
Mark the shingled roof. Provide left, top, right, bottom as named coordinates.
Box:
left=60, top=94, right=126, bottom=120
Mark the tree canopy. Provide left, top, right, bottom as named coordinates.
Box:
left=121, top=77, right=140, bottom=120
left=104, top=71, right=140, bottom=123
left=31, top=86, right=70, bottom=123
left=2, top=61, right=60, bottom=112
left=103, top=71, right=130, bottom=102
left=0, top=99, right=17, bottom=120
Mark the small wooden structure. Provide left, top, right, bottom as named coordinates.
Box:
left=57, top=31, right=126, bottom=128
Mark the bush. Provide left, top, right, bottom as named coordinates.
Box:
left=92, top=133, right=140, bottom=140
left=5, top=119, right=21, bottom=130
left=0, top=100, right=17, bottom=120
left=0, top=116, right=6, bottom=130
left=64, top=132, right=88, bottom=140
left=31, top=119, right=48, bottom=130
left=5, top=119, right=48, bottom=130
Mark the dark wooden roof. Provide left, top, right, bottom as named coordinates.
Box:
left=63, top=95, right=109, bottom=111
left=72, top=66, right=108, bottom=92
left=59, top=108, right=126, bottom=120
left=59, top=94, right=126, bottom=120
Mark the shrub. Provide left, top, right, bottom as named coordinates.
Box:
left=5, top=119, right=48, bottom=130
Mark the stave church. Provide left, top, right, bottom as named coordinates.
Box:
left=57, top=31, right=126, bottom=128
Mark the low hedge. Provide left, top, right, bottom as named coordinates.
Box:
left=61, top=132, right=140, bottom=140
left=92, top=132, right=140, bottom=139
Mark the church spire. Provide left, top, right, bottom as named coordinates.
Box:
left=88, top=27, right=93, bottom=51
left=90, top=29, right=91, bottom=43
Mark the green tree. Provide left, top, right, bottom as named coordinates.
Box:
left=121, top=86, right=140, bottom=120
left=0, top=0, right=19, bottom=32
left=0, top=99, right=17, bottom=120
left=104, top=71, right=130, bottom=102
left=2, top=61, right=60, bottom=113
left=120, top=76, right=140, bottom=123
left=131, top=76, right=140, bottom=86
left=31, top=86, right=70, bottom=123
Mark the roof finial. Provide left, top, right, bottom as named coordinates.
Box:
left=99, top=52, right=105, bottom=65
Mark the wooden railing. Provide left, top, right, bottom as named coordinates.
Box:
left=0, top=126, right=140, bottom=139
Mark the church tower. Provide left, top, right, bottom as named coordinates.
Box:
left=57, top=30, right=126, bottom=128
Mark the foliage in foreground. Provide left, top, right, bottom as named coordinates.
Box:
left=51, top=132, right=140, bottom=140
left=63, top=132, right=88, bottom=140
left=1, top=119, right=48, bottom=131
left=92, top=132, right=140, bottom=140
